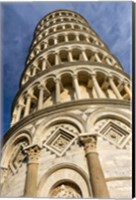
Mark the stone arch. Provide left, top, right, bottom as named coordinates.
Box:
left=60, top=72, right=75, bottom=102
left=86, top=107, right=131, bottom=131
left=77, top=70, right=93, bottom=99
left=93, top=67, right=109, bottom=76
left=37, top=163, right=92, bottom=197
left=1, top=131, right=32, bottom=168
left=58, top=69, right=73, bottom=77
left=33, top=114, right=86, bottom=144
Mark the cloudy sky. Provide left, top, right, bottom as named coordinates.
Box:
left=1, top=2, right=132, bottom=135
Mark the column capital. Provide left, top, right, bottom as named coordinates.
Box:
left=23, top=144, right=41, bottom=164
left=108, top=74, right=113, bottom=79
left=73, top=73, right=78, bottom=78
left=91, top=72, right=96, bottom=77
left=79, top=133, right=97, bottom=154
left=38, top=83, right=45, bottom=90
left=55, top=77, right=61, bottom=83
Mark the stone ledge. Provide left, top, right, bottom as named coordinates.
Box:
left=2, top=99, right=130, bottom=146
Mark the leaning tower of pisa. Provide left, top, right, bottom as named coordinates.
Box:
left=1, top=10, right=132, bottom=198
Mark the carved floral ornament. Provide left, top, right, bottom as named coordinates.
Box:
left=49, top=183, right=82, bottom=198
left=23, top=144, right=41, bottom=163
left=79, top=133, right=97, bottom=154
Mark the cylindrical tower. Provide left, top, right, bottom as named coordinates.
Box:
left=1, top=10, right=132, bottom=198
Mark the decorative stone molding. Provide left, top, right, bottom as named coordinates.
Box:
left=44, top=127, right=76, bottom=156
left=79, top=133, right=97, bottom=154
left=0, top=167, right=8, bottom=184
left=23, top=144, right=41, bottom=164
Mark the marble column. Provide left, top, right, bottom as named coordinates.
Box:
left=24, top=94, right=32, bottom=117
left=16, top=104, right=23, bottom=122
left=124, top=83, right=131, bottom=98
left=94, top=53, right=102, bottom=63
left=32, top=66, right=37, bottom=76
left=55, top=78, right=61, bottom=103
left=109, top=76, right=122, bottom=99
left=38, top=84, right=44, bottom=110
left=73, top=74, right=81, bottom=99
left=82, top=51, right=88, bottom=61
left=79, top=134, right=109, bottom=198
left=68, top=51, right=73, bottom=62
left=41, top=59, right=46, bottom=70
left=92, top=74, right=106, bottom=98
left=55, top=53, right=60, bottom=65
left=65, top=35, right=69, bottom=42
left=54, top=37, right=57, bottom=45
left=24, top=145, right=41, bottom=197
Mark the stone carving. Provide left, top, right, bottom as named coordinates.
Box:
left=9, top=140, right=28, bottom=174
left=23, top=145, right=41, bottom=164
left=49, top=183, right=81, bottom=198
left=99, top=121, right=130, bottom=148
left=45, top=127, right=76, bottom=156
left=0, top=167, right=8, bottom=185
left=79, top=134, right=97, bottom=154
left=52, top=135, right=69, bottom=151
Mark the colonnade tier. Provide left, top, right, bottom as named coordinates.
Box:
left=29, top=28, right=108, bottom=59
left=31, top=22, right=100, bottom=51
left=11, top=68, right=131, bottom=126
left=21, top=44, right=123, bottom=86
left=34, top=10, right=89, bottom=35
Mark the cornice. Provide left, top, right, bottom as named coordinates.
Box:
left=4, top=99, right=130, bottom=146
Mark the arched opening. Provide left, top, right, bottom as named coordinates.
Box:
left=55, top=13, right=60, bottom=17
left=47, top=54, right=55, bottom=66
left=43, top=78, right=55, bottom=107
left=49, top=181, right=82, bottom=198
left=60, top=73, right=75, bottom=102
left=58, top=35, right=65, bottom=43
left=85, top=49, right=94, bottom=61
left=74, top=25, right=80, bottom=30
left=79, top=34, right=86, bottom=41
left=48, top=28, right=53, bottom=34
left=48, top=38, right=54, bottom=46
left=68, top=33, right=76, bottom=41
left=72, top=48, right=82, bottom=61
left=65, top=24, right=71, bottom=30
left=89, top=37, right=94, bottom=43
left=59, top=50, right=69, bottom=63
left=96, top=72, right=114, bottom=99
left=78, top=71, right=93, bottom=99
left=19, top=94, right=27, bottom=120
left=56, top=25, right=63, bottom=31
left=29, top=85, right=39, bottom=114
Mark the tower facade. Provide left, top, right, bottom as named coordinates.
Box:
left=1, top=10, right=132, bottom=198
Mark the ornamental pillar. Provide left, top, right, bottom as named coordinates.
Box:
left=24, top=93, right=32, bottom=117
left=41, top=59, right=46, bottom=70
left=82, top=51, right=88, bottom=61
left=65, top=34, right=69, bottom=42
left=24, top=145, right=41, bottom=197
left=68, top=51, right=73, bottom=62
left=109, top=76, right=122, bottom=99
left=55, top=78, right=61, bottom=103
left=38, top=84, right=44, bottom=110
left=73, top=74, right=81, bottom=99
left=32, top=66, right=37, bottom=76
left=94, top=53, right=102, bottom=63
left=54, top=37, right=57, bottom=45
left=124, top=82, right=131, bottom=98
left=92, top=74, right=106, bottom=98
left=16, top=104, right=23, bottom=122
left=79, top=134, right=109, bottom=198
left=55, top=53, right=60, bottom=65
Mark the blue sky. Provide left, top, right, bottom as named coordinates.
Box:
left=1, top=2, right=132, bottom=135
